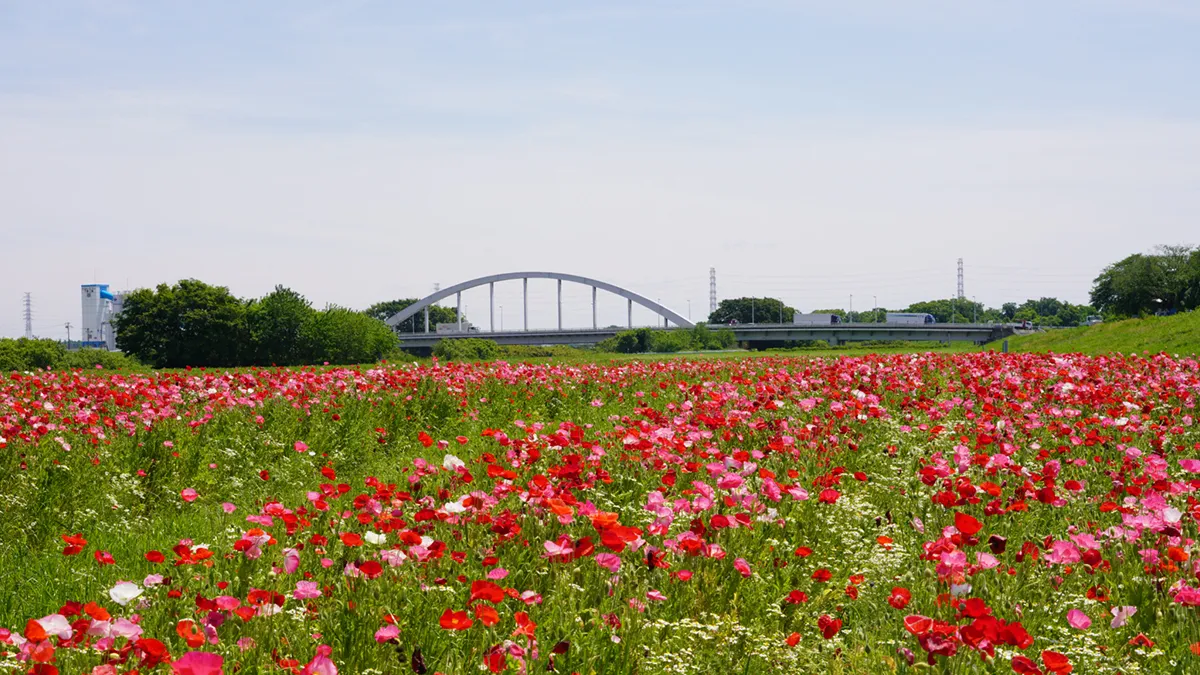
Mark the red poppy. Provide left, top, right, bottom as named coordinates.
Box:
left=1041, top=651, right=1072, bottom=675
left=61, top=533, right=87, bottom=556
left=513, top=611, right=537, bottom=638
left=817, top=615, right=842, bottom=639
left=418, top=431, right=433, bottom=448
left=888, top=587, right=911, bottom=609
left=785, top=590, right=808, bottom=604
left=145, top=550, right=165, bottom=563
left=176, top=620, right=205, bottom=648
left=439, top=608, right=473, bottom=631
left=954, top=512, right=983, bottom=536
left=812, top=568, right=832, bottom=582
left=818, top=489, right=840, bottom=504
left=93, top=550, right=115, bottom=566
left=1011, top=655, right=1042, bottom=674
left=357, top=560, right=383, bottom=579
left=470, top=580, right=507, bottom=605
left=474, top=604, right=500, bottom=626
left=340, top=533, right=363, bottom=547
left=786, top=632, right=802, bottom=647
left=483, top=644, right=507, bottom=673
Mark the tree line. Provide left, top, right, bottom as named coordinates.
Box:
left=0, top=338, right=142, bottom=372
left=707, top=296, right=1097, bottom=327
left=114, top=281, right=410, bottom=368
left=704, top=246, right=1199, bottom=327
left=1090, top=245, right=1200, bottom=316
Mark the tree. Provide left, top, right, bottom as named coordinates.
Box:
left=904, top=299, right=983, bottom=323
left=247, top=286, right=312, bottom=365
left=364, top=299, right=461, bottom=332
left=114, top=280, right=248, bottom=368
left=708, top=298, right=795, bottom=325
left=1091, top=253, right=1172, bottom=317
left=1001, top=303, right=1018, bottom=320
left=300, top=306, right=398, bottom=365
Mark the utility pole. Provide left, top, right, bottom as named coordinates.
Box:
left=64, top=322, right=72, bottom=346
left=873, top=295, right=878, bottom=323
left=23, top=293, right=33, bottom=338
left=956, top=258, right=965, bottom=325
left=687, top=300, right=691, bottom=321
left=849, top=294, right=853, bottom=323
left=751, top=299, right=755, bottom=324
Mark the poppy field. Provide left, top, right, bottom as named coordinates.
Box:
left=2, top=352, right=1200, bottom=674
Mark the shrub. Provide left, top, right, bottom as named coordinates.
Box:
left=433, top=338, right=501, bottom=361
left=0, top=339, right=143, bottom=372
left=59, top=348, right=144, bottom=370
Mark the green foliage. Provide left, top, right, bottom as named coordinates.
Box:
left=599, top=325, right=736, bottom=354
left=246, top=286, right=312, bottom=365
left=904, top=298, right=985, bottom=323
left=300, top=306, right=400, bottom=365
left=0, top=339, right=142, bottom=372
left=708, top=297, right=795, bottom=324
left=689, top=323, right=736, bottom=350
left=1091, top=245, right=1200, bottom=317
left=115, top=280, right=399, bottom=368
left=114, top=280, right=249, bottom=368
left=495, top=345, right=582, bottom=359
left=58, top=348, right=143, bottom=370
left=432, top=338, right=500, bottom=361
left=364, top=299, right=461, bottom=332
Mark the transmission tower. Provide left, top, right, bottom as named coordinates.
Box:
left=956, top=258, right=965, bottom=300
left=709, top=268, right=717, bottom=314
left=23, top=292, right=32, bottom=338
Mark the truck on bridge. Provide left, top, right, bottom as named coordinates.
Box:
left=886, top=312, right=936, bottom=325
left=793, top=313, right=842, bottom=325
left=436, top=322, right=480, bottom=334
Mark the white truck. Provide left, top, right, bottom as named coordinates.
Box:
left=793, top=313, right=843, bottom=326
left=436, top=322, right=479, bottom=334
left=886, top=313, right=936, bottom=325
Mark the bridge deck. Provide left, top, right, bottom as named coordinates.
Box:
left=395, top=323, right=1012, bottom=349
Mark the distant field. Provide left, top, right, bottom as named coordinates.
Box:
left=988, top=311, right=1200, bottom=356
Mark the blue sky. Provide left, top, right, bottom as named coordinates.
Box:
left=3, top=1, right=1199, bottom=336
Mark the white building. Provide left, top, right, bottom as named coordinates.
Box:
left=80, top=284, right=126, bottom=349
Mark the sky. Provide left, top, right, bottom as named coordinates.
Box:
left=2, top=0, right=1199, bottom=337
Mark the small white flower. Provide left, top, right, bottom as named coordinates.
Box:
left=443, top=454, right=465, bottom=472
left=109, top=581, right=143, bottom=606
left=364, top=531, right=387, bottom=545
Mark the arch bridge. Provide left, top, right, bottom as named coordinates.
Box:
left=386, top=272, right=694, bottom=333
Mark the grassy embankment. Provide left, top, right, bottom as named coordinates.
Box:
left=989, top=311, right=1200, bottom=356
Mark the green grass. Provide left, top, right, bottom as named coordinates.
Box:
left=987, top=310, right=1200, bottom=356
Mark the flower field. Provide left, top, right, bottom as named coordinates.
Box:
left=2, top=352, right=1200, bottom=674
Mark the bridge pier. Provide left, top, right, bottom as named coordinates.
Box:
left=489, top=282, right=494, bottom=332
left=627, top=298, right=632, bottom=328
left=592, top=286, right=597, bottom=329
left=557, top=279, right=562, bottom=331
left=827, top=336, right=839, bottom=346
left=424, top=306, right=429, bottom=333
left=456, top=292, right=462, bottom=330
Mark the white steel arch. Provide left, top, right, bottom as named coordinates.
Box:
left=386, top=272, right=694, bottom=332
